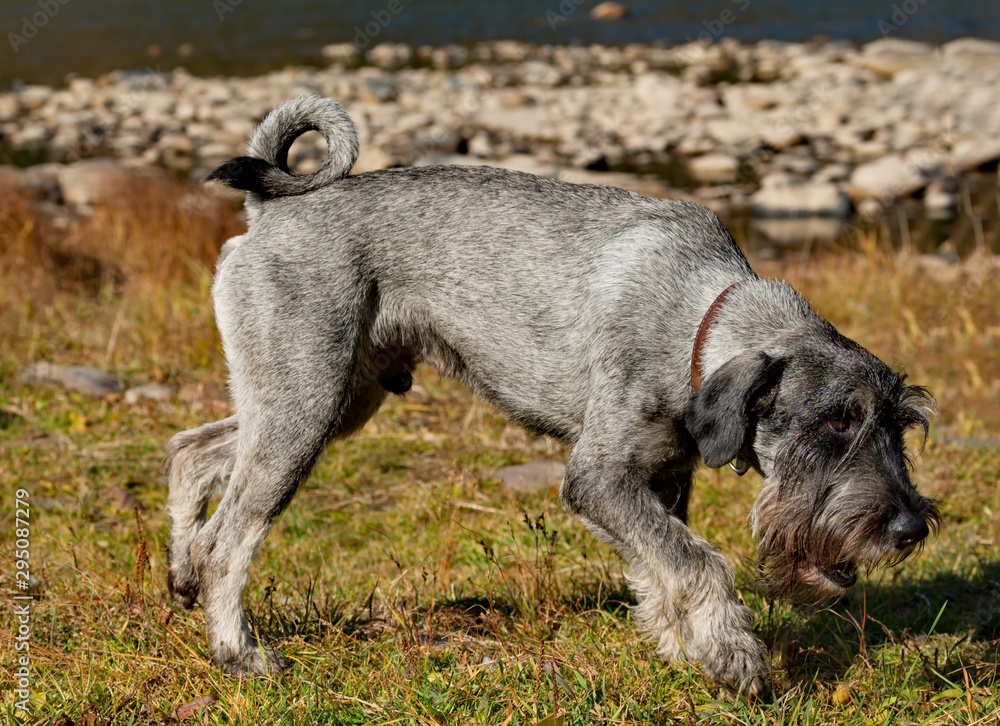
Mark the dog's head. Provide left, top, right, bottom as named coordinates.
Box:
left=685, top=324, right=938, bottom=605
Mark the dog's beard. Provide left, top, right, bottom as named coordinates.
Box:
left=750, top=480, right=854, bottom=605
left=749, top=476, right=938, bottom=606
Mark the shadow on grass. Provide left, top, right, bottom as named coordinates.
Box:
left=244, top=573, right=637, bottom=650
left=767, top=560, right=1000, bottom=689
left=239, top=552, right=997, bottom=696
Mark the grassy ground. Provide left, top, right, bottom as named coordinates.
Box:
left=1, top=179, right=998, bottom=725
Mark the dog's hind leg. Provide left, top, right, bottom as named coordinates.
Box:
left=187, top=300, right=387, bottom=675
left=166, top=416, right=239, bottom=608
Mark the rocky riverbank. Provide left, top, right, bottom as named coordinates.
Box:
left=3, top=37, right=1000, bottom=237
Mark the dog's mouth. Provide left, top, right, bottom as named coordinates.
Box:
left=817, top=560, right=857, bottom=589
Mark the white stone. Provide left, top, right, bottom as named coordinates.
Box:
left=473, top=106, right=552, bottom=138
left=321, top=43, right=360, bottom=64
left=750, top=177, right=850, bottom=218
left=751, top=217, right=844, bottom=244
left=124, top=383, right=177, bottom=404
left=847, top=155, right=928, bottom=200
left=855, top=39, right=940, bottom=77
left=923, top=177, right=958, bottom=218
left=950, top=138, right=1000, bottom=172
left=58, top=160, right=136, bottom=206
left=590, top=2, right=628, bottom=21
left=687, top=153, right=741, bottom=183
left=942, top=38, right=1000, bottom=69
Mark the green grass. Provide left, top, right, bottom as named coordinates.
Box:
left=0, top=183, right=998, bottom=724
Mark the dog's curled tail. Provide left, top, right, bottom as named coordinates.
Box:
left=206, top=95, right=359, bottom=199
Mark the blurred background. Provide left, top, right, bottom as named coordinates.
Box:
left=2, top=0, right=998, bottom=84
left=3, top=0, right=1000, bottom=255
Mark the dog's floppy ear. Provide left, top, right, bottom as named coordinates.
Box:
left=685, top=351, right=785, bottom=468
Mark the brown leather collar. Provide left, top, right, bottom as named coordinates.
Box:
left=691, top=280, right=748, bottom=392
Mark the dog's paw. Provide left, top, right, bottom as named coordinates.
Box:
left=656, top=620, right=771, bottom=697
left=701, top=640, right=771, bottom=699
left=216, top=644, right=288, bottom=677
left=166, top=562, right=199, bottom=609
left=684, top=599, right=771, bottom=698
left=635, top=566, right=770, bottom=697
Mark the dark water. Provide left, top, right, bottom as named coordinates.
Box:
left=3, top=0, right=999, bottom=86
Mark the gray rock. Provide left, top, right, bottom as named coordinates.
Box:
left=495, top=461, right=565, bottom=493
left=847, top=155, right=928, bottom=200
left=22, top=363, right=124, bottom=397
left=124, top=383, right=177, bottom=404
left=750, top=176, right=850, bottom=218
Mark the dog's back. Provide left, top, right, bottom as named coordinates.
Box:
left=210, top=98, right=753, bottom=433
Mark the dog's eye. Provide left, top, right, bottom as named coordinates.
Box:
left=828, top=418, right=849, bottom=433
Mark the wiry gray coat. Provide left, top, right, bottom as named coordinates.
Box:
left=166, top=96, right=937, bottom=696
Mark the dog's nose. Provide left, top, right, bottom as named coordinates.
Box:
left=890, top=512, right=929, bottom=549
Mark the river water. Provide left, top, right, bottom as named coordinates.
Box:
left=3, top=0, right=999, bottom=86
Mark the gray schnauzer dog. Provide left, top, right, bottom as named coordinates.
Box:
left=166, top=96, right=938, bottom=695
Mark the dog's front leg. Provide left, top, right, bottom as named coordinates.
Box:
left=560, top=450, right=769, bottom=696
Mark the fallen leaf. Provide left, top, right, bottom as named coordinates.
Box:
left=173, top=695, right=218, bottom=720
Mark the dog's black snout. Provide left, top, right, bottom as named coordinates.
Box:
left=890, top=512, right=929, bottom=549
